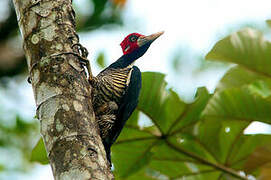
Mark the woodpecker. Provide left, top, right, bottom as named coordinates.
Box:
left=89, top=31, right=164, bottom=164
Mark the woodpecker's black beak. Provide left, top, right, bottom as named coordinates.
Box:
left=137, top=31, right=164, bottom=47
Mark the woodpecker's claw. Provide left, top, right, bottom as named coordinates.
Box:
left=72, top=43, right=89, bottom=58
left=72, top=43, right=93, bottom=80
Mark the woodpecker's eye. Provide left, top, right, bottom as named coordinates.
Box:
left=129, top=35, right=138, bottom=42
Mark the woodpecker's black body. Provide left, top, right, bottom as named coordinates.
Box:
left=91, top=65, right=141, bottom=163
left=90, top=31, right=163, bottom=164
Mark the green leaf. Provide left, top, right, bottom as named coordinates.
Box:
left=197, top=117, right=271, bottom=173
left=138, top=72, right=186, bottom=134
left=247, top=81, right=271, bottom=98
left=230, top=135, right=271, bottom=171
left=207, top=28, right=271, bottom=100
left=244, top=145, right=271, bottom=180
left=245, top=146, right=271, bottom=173
left=202, top=87, right=271, bottom=124
left=266, top=20, right=271, bottom=28
left=148, top=159, right=220, bottom=179
left=112, top=139, right=158, bottom=178
left=200, top=26, right=271, bottom=179
left=0, top=164, right=4, bottom=172
left=118, top=168, right=163, bottom=180
left=197, top=118, right=249, bottom=164
left=169, top=87, right=211, bottom=133
left=30, top=138, right=49, bottom=165
left=206, top=28, right=271, bottom=78
left=216, top=66, right=271, bottom=92
left=96, top=52, right=106, bottom=68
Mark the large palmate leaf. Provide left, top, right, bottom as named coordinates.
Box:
left=206, top=28, right=271, bottom=92
left=112, top=72, right=271, bottom=180
left=204, top=27, right=271, bottom=125
left=206, top=28, right=271, bottom=78
left=215, top=66, right=271, bottom=92
left=205, top=26, right=271, bottom=180
left=202, top=87, right=271, bottom=125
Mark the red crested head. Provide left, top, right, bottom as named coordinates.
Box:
left=120, top=33, right=143, bottom=55
left=120, top=31, right=164, bottom=56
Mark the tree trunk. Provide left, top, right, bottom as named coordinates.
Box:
left=12, top=0, right=114, bottom=179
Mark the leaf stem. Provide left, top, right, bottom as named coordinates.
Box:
left=167, top=105, right=190, bottom=133
left=171, top=169, right=217, bottom=180
left=166, top=140, right=249, bottom=180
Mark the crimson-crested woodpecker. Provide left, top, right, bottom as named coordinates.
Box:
left=89, top=31, right=164, bottom=164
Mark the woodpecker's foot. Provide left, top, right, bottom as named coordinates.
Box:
left=72, top=43, right=89, bottom=66
left=72, top=43, right=93, bottom=79
left=72, top=43, right=89, bottom=58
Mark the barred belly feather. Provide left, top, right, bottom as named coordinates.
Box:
left=91, top=67, right=133, bottom=139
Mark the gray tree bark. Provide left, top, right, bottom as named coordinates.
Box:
left=12, top=0, right=114, bottom=179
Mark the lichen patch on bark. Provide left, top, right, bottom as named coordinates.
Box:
left=73, top=100, right=83, bottom=112
left=59, top=169, right=91, bottom=180
left=62, top=104, right=70, bottom=111
left=40, top=11, right=56, bottom=28
left=31, top=1, right=54, bottom=17
left=32, top=69, right=40, bottom=86
left=41, top=24, right=57, bottom=41
left=55, top=119, right=64, bottom=132
left=31, top=34, right=40, bottom=44
left=75, top=94, right=85, bottom=101
left=36, top=83, right=62, bottom=105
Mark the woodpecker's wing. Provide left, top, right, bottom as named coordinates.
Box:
left=108, top=66, right=141, bottom=146
left=95, top=67, right=132, bottom=103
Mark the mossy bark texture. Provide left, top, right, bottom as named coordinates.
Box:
left=12, top=0, right=114, bottom=179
